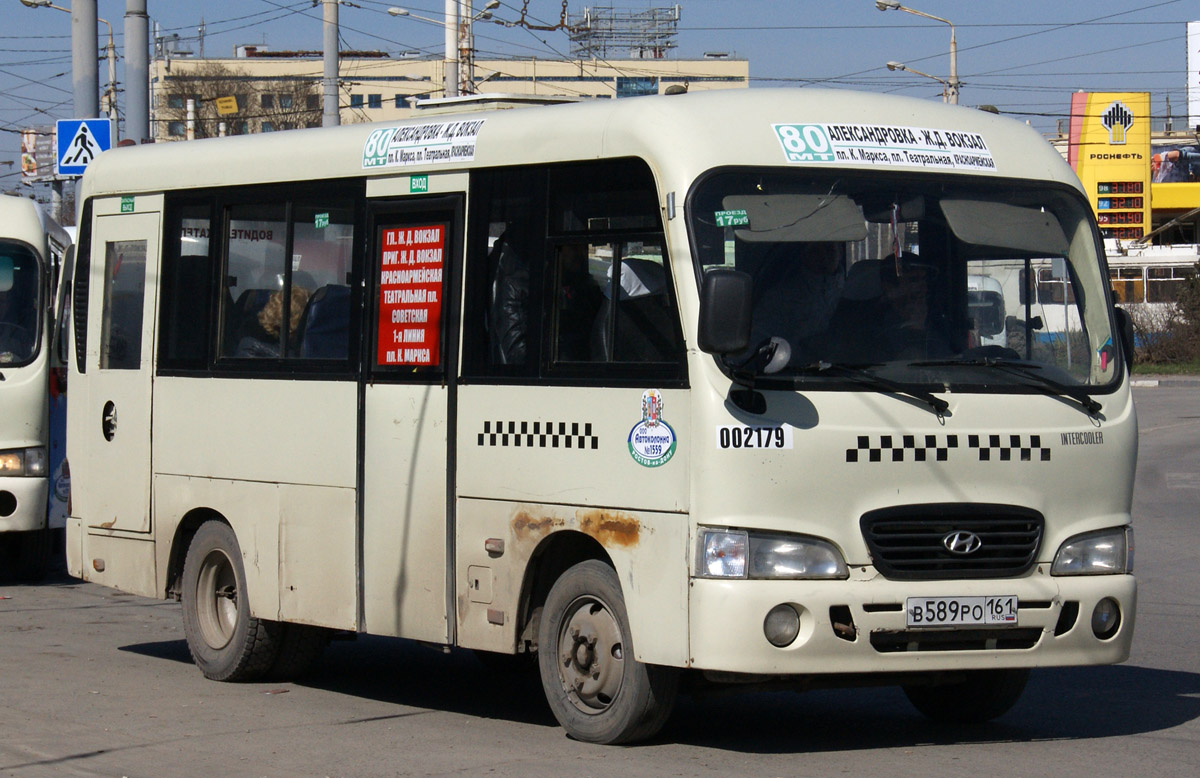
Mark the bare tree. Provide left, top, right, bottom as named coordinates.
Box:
left=156, top=62, right=320, bottom=140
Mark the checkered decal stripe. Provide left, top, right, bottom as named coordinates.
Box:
left=968, top=434, right=1050, bottom=462
left=847, top=434, right=1050, bottom=463
left=478, top=421, right=598, bottom=449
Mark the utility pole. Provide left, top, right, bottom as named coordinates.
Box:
left=72, top=0, right=99, bottom=118
left=70, top=0, right=98, bottom=224
left=323, top=0, right=339, bottom=126
left=444, top=0, right=459, bottom=97
left=124, top=0, right=149, bottom=143
left=458, top=1, right=471, bottom=96
left=99, top=17, right=117, bottom=136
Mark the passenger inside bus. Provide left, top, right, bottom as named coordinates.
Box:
left=553, top=243, right=602, bottom=362
left=591, top=257, right=675, bottom=362
left=824, top=253, right=953, bottom=363
left=233, top=282, right=311, bottom=358
left=487, top=229, right=530, bottom=366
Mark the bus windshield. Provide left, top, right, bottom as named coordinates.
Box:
left=690, top=170, right=1118, bottom=390
left=0, top=243, right=40, bottom=365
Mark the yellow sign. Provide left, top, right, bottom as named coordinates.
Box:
left=1068, top=92, right=1150, bottom=240
left=215, top=96, right=239, bottom=115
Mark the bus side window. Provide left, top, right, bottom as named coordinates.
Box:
left=221, top=203, right=289, bottom=359
left=466, top=167, right=540, bottom=376
left=160, top=202, right=216, bottom=370
left=464, top=159, right=685, bottom=382
left=99, top=239, right=147, bottom=370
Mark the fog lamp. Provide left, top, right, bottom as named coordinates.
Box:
left=1091, top=597, right=1121, bottom=639
left=764, top=604, right=800, bottom=647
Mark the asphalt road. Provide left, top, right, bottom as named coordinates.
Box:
left=1, top=383, right=1198, bottom=777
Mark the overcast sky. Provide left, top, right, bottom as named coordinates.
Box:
left=2, top=0, right=1194, bottom=194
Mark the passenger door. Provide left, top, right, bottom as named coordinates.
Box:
left=79, top=201, right=161, bottom=533
left=360, top=195, right=462, bottom=642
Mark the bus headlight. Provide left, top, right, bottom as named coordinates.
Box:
left=1051, top=527, right=1133, bottom=575
left=0, top=447, right=46, bottom=478
left=698, top=529, right=848, bottom=580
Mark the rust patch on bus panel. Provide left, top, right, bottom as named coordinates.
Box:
left=510, top=511, right=564, bottom=541
left=577, top=510, right=641, bottom=548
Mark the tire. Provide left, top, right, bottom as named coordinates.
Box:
left=0, top=529, right=51, bottom=583
left=537, top=560, right=678, bottom=744
left=268, top=624, right=329, bottom=680
left=180, top=521, right=282, bottom=681
left=903, top=668, right=1030, bottom=723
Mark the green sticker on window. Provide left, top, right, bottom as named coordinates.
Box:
left=714, top=209, right=748, bottom=227
left=314, top=212, right=330, bottom=229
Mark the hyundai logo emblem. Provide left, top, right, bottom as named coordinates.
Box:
left=943, top=530, right=983, bottom=555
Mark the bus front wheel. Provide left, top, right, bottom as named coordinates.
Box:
left=902, top=668, right=1030, bottom=723
left=537, top=559, right=678, bottom=744
left=180, top=521, right=282, bottom=681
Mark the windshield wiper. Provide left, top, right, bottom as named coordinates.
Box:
left=911, top=357, right=1102, bottom=415
left=799, top=362, right=949, bottom=415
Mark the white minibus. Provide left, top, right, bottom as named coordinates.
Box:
left=66, top=88, right=1137, bottom=744
left=1, top=195, right=71, bottom=580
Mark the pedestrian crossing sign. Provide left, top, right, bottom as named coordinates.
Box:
left=56, top=118, right=112, bottom=177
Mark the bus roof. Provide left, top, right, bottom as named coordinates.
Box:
left=81, top=88, right=1081, bottom=200
left=0, top=194, right=71, bottom=254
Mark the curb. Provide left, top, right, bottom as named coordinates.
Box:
left=1131, top=377, right=1200, bottom=388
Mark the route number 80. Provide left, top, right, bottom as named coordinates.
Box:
left=774, top=124, right=836, bottom=163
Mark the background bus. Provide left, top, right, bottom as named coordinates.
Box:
left=0, top=195, right=71, bottom=580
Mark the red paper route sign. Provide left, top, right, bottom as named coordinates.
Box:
left=377, top=224, right=444, bottom=366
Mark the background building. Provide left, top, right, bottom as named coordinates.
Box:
left=149, top=47, right=748, bottom=142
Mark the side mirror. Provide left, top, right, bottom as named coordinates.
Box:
left=1113, top=306, right=1135, bottom=372
left=698, top=268, right=752, bottom=355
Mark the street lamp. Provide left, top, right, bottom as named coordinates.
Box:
left=876, top=0, right=958, bottom=105
left=885, top=60, right=949, bottom=102
left=456, top=1, right=500, bottom=95
left=389, top=1, right=498, bottom=97
left=20, top=0, right=119, bottom=123
left=390, top=4, right=457, bottom=97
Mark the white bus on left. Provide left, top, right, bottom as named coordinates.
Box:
left=0, top=195, right=71, bottom=580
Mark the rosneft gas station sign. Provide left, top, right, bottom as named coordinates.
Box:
left=1068, top=92, right=1151, bottom=240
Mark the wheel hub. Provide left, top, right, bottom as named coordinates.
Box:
left=557, top=598, right=625, bottom=714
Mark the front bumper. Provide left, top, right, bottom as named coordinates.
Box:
left=688, top=566, right=1135, bottom=675
left=0, top=476, right=49, bottom=533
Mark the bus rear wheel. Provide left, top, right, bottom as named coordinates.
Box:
left=180, top=521, right=282, bottom=681
left=902, top=668, right=1029, bottom=723
left=537, top=560, right=678, bottom=744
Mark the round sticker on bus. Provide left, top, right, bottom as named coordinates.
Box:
left=628, top=389, right=676, bottom=468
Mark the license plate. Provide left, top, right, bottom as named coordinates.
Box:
left=905, top=595, right=1018, bottom=628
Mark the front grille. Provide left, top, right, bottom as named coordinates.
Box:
left=870, top=627, right=1042, bottom=653
left=861, top=504, right=1043, bottom=580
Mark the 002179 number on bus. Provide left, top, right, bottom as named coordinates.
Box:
left=715, top=425, right=794, bottom=450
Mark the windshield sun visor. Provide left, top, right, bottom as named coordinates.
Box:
left=722, top=194, right=868, bottom=244
left=941, top=199, right=1069, bottom=256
